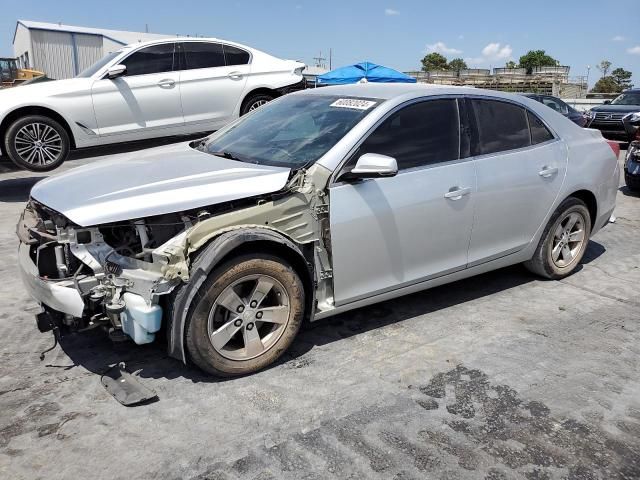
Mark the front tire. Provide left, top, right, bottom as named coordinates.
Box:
left=524, top=197, right=591, bottom=279
left=185, top=254, right=305, bottom=377
left=240, top=93, right=274, bottom=116
left=4, top=115, right=70, bottom=171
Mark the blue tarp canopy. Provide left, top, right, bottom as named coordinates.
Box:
left=317, top=61, right=417, bottom=85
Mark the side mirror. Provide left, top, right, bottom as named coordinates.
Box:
left=106, top=64, right=126, bottom=79
left=603, top=100, right=611, bottom=105
left=343, top=153, right=398, bottom=181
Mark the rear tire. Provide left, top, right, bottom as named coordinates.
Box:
left=4, top=115, right=70, bottom=171
left=524, top=197, right=591, bottom=279
left=240, top=93, right=275, bottom=116
left=185, top=253, right=305, bottom=377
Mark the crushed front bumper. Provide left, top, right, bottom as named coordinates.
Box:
left=18, top=242, right=84, bottom=317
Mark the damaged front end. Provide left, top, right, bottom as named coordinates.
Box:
left=16, top=163, right=335, bottom=356
left=17, top=199, right=189, bottom=344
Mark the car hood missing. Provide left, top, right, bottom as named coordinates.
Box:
left=30, top=142, right=291, bottom=226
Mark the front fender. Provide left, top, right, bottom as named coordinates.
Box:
left=166, top=227, right=310, bottom=363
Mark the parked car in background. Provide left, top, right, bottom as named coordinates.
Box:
left=522, top=93, right=587, bottom=127
left=18, top=84, right=619, bottom=377
left=0, top=38, right=305, bottom=171
left=585, top=89, right=640, bottom=140
left=623, top=112, right=640, bottom=191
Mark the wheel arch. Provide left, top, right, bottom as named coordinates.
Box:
left=239, top=87, right=281, bottom=113
left=0, top=105, right=76, bottom=154
left=566, top=189, right=597, bottom=230
left=166, top=228, right=315, bottom=364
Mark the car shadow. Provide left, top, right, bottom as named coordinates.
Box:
left=52, top=239, right=606, bottom=385
left=619, top=185, right=640, bottom=198
left=0, top=176, right=47, bottom=202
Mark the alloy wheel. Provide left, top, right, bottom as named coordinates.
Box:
left=551, top=211, right=586, bottom=268
left=207, top=274, right=290, bottom=361
left=248, top=99, right=269, bottom=111
left=13, top=122, right=63, bottom=167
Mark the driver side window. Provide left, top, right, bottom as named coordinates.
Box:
left=122, top=43, right=177, bottom=76
left=356, top=99, right=460, bottom=170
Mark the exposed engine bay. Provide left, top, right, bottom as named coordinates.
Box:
left=16, top=164, right=334, bottom=351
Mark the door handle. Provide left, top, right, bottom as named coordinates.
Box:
left=444, top=187, right=471, bottom=200
left=538, top=166, right=558, bottom=178
left=157, top=79, right=175, bottom=88
left=228, top=71, right=243, bottom=79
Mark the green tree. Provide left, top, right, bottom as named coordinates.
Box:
left=591, top=76, right=621, bottom=93
left=611, top=67, right=633, bottom=90
left=505, top=60, right=517, bottom=69
left=518, top=50, right=558, bottom=74
left=596, top=60, right=612, bottom=78
left=421, top=52, right=449, bottom=72
left=448, top=58, right=468, bottom=73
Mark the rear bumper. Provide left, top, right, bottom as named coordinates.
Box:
left=275, top=78, right=307, bottom=95
left=18, top=242, right=84, bottom=317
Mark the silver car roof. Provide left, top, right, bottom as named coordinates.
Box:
left=296, top=83, right=525, bottom=102
left=306, top=83, right=586, bottom=173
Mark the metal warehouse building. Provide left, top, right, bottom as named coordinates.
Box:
left=13, top=20, right=172, bottom=79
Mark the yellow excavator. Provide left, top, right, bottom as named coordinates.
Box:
left=0, top=58, right=45, bottom=88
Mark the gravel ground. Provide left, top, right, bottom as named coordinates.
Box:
left=0, top=143, right=639, bottom=480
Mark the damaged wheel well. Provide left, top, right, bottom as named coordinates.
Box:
left=214, top=239, right=315, bottom=320
left=166, top=228, right=316, bottom=363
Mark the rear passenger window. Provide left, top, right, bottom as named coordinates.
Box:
left=358, top=99, right=460, bottom=170
left=224, top=45, right=250, bottom=66
left=528, top=111, right=554, bottom=144
left=182, top=42, right=225, bottom=69
left=470, top=99, right=530, bottom=155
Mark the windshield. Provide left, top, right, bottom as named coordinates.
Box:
left=204, top=94, right=381, bottom=168
left=611, top=92, right=640, bottom=106
left=76, top=50, right=122, bottom=78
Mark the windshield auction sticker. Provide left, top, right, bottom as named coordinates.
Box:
left=330, top=99, right=377, bottom=110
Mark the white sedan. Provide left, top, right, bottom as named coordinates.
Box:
left=0, top=38, right=305, bottom=171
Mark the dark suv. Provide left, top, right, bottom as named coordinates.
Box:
left=586, top=89, right=640, bottom=139
left=522, top=94, right=587, bottom=127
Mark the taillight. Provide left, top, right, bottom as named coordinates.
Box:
left=606, top=140, right=620, bottom=158
left=635, top=129, right=640, bottom=142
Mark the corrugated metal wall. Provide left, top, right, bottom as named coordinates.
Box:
left=74, top=34, right=103, bottom=73
left=30, top=29, right=75, bottom=79
left=30, top=30, right=104, bottom=79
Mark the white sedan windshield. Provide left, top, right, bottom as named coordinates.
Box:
left=76, top=50, right=122, bottom=78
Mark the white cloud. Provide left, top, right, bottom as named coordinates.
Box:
left=385, top=8, right=400, bottom=15
left=628, top=45, right=640, bottom=55
left=465, top=42, right=513, bottom=66
left=426, top=41, right=462, bottom=55
left=612, top=35, right=625, bottom=42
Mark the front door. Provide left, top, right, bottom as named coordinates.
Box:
left=91, top=43, right=183, bottom=138
left=329, top=98, right=477, bottom=306
left=466, top=98, right=567, bottom=265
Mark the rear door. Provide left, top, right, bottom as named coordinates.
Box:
left=466, top=98, right=567, bottom=265
left=91, top=43, right=183, bottom=138
left=329, top=98, right=477, bottom=305
left=178, top=41, right=250, bottom=132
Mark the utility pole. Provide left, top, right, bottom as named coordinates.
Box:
left=145, top=23, right=149, bottom=33
left=329, top=48, right=332, bottom=70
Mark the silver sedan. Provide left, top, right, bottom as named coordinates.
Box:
left=18, top=84, right=619, bottom=376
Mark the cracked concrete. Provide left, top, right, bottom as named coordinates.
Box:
left=0, top=143, right=639, bottom=479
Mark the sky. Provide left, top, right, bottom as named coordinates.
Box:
left=1, top=0, right=639, bottom=87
